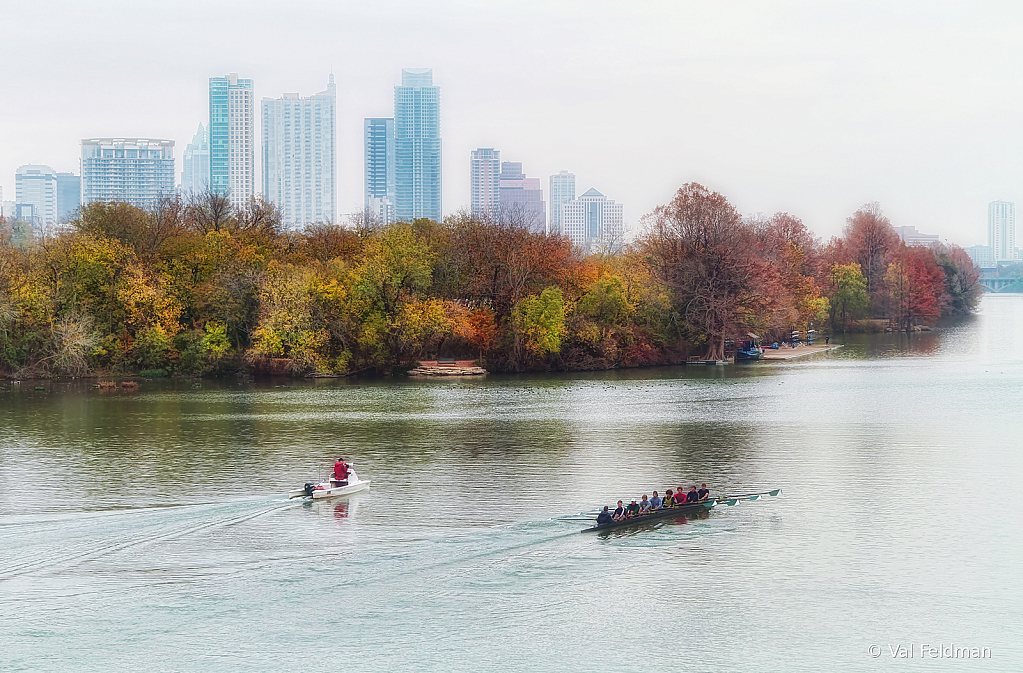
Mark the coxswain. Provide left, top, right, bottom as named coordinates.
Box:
left=686, top=485, right=699, bottom=503
left=612, top=500, right=625, bottom=521
left=333, top=458, right=350, bottom=484
left=697, top=483, right=710, bottom=502
left=596, top=506, right=613, bottom=525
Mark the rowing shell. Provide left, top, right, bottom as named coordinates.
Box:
left=580, top=489, right=781, bottom=533
left=580, top=501, right=715, bottom=533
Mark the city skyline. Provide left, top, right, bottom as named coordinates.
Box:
left=6, top=2, right=1023, bottom=246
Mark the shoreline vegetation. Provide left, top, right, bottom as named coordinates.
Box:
left=0, top=183, right=981, bottom=380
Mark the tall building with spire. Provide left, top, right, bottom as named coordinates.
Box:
left=364, top=117, right=395, bottom=225
left=394, top=68, right=441, bottom=222
left=549, top=170, right=575, bottom=236
left=180, top=123, right=209, bottom=195
left=209, top=73, right=255, bottom=209
left=470, top=148, right=501, bottom=219
left=262, top=75, right=337, bottom=227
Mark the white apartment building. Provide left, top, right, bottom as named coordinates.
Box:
left=81, top=138, right=175, bottom=210
left=988, top=200, right=1015, bottom=262
left=470, top=148, right=501, bottom=219
left=560, top=188, right=624, bottom=251
left=262, top=75, right=338, bottom=227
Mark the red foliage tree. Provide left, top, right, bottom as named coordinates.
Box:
left=844, top=203, right=900, bottom=312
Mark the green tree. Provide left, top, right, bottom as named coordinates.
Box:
left=512, top=286, right=566, bottom=362
left=829, top=263, right=868, bottom=332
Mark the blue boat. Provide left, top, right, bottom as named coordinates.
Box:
left=735, top=333, right=763, bottom=361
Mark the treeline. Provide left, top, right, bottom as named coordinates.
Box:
left=0, top=183, right=980, bottom=378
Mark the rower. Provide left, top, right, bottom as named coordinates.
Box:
left=625, top=499, right=641, bottom=518
left=697, top=483, right=710, bottom=502
left=649, top=491, right=663, bottom=510
left=674, top=487, right=687, bottom=506
left=638, top=494, right=652, bottom=513
left=663, top=488, right=674, bottom=507
left=596, top=506, right=613, bottom=525
left=686, top=485, right=699, bottom=503
left=612, top=500, right=625, bottom=521
left=333, top=458, right=350, bottom=485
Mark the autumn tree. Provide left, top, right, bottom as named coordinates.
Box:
left=884, top=246, right=945, bottom=330
left=844, top=202, right=900, bottom=313
left=828, top=263, right=869, bottom=331
left=641, top=183, right=771, bottom=361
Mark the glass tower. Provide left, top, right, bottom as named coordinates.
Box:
left=394, top=68, right=441, bottom=222
left=209, top=73, right=255, bottom=209
left=549, top=170, right=576, bottom=236
left=180, top=123, right=210, bottom=196
left=364, top=117, right=395, bottom=225
left=470, top=148, right=501, bottom=219
left=262, top=75, right=338, bottom=228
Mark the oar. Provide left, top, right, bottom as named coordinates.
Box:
left=719, top=489, right=781, bottom=500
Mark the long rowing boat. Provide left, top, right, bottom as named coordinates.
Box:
left=580, top=489, right=781, bottom=533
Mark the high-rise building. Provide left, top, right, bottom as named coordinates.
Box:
left=549, top=170, right=576, bottom=236
left=364, top=117, right=395, bottom=225
left=470, top=148, right=501, bottom=219
left=180, top=123, right=210, bottom=195
left=499, top=161, right=546, bottom=233
left=81, top=138, right=175, bottom=209
left=894, top=225, right=939, bottom=247
left=262, top=75, right=338, bottom=228
left=209, top=73, right=255, bottom=209
left=394, top=68, right=441, bottom=222
left=560, top=188, right=624, bottom=251
left=56, top=172, right=81, bottom=221
left=988, top=200, right=1015, bottom=262
left=964, top=245, right=994, bottom=269
left=15, top=165, right=57, bottom=232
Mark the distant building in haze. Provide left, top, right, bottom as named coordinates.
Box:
left=209, top=73, right=255, bottom=209
left=549, top=170, right=576, bottom=236
left=988, top=200, right=1016, bottom=262
left=262, top=75, right=338, bottom=228
left=470, top=148, right=501, bottom=219
left=364, top=117, right=395, bottom=225
left=56, top=172, right=81, bottom=221
left=180, top=123, right=209, bottom=196
left=499, top=161, right=545, bottom=233
left=560, top=188, right=624, bottom=251
left=964, top=244, right=994, bottom=269
left=15, top=165, right=57, bottom=233
left=394, top=68, right=441, bottom=222
left=894, top=225, right=939, bottom=247
left=80, top=138, right=175, bottom=210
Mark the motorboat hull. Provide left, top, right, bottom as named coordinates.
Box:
left=289, top=470, right=371, bottom=500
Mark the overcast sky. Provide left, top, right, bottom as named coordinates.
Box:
left=2, top=0, right=1022, bottom=245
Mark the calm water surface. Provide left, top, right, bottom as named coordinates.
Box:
left=2, top=296, right=1021, bottom=672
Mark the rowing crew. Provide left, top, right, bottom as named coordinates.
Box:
left=596, top=484, right=711, bottom=524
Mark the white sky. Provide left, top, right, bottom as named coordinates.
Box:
left=2, top=0, right=1021, bottom=246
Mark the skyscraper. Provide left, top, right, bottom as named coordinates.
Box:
left=499, top=161, right=546, bottom=233
left=364, top=117, right=395, bottom=225
left=180, top=123, right=209, bottom=195
left=394, top=68, right=441, bottom=222
left=470, top=148, right=501, bottom=219
left=81, top=138, right=175, bottom=209
left=56, top=172, right=81, bottom=221
left=209, top=73, right=255, bottom=209
left=15, top=165, right=57, bottom=232
left=549, top=170, right=576, bottom=236
left=988, top=200, right=1015, bottom=262
left=262, top=75, right=337, bottom=228
left=560, top=188, right=624, bottom=251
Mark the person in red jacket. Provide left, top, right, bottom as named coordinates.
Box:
left=333, top=459, right=350, bottom=483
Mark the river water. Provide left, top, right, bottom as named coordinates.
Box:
left=1, top=295, right=1021, bottom=672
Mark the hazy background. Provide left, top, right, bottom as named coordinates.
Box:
left=2, top=0, right=1021, bottom=244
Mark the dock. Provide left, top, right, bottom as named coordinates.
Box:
left=760, top=344, right=842, bottom=360
left=408, top=359, right=487, bottom=376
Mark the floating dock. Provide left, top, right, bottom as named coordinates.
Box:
left=760, top=344, right=842, bottom=360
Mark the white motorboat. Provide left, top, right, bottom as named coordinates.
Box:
left=289, top=468, right=371, bottom=500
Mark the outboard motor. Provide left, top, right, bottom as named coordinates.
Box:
left=304, top=482, right=317, bottom=497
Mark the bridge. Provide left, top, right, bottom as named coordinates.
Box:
left=979, top=269, right=1022, bottom=293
